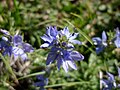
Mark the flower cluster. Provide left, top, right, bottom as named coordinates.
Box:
left=0, top=29, right=34, bottom=61
left=101, top=67, right=120, bottom=90
left=40, top=26, right=84, bottom=72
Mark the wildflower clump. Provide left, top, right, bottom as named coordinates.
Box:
left=0, top=29, right=34, bottom=61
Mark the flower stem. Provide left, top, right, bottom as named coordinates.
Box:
left=18, top=71, right=45, bottom=80
left=45, top=81, right=90, bottom=88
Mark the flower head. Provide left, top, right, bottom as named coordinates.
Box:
left=0, top=30, right=34, bottom=61
left=40, top=26, right=84, bottom=72
left=101, top=72, right=116, bottom=90
left=11, top=35, right=34, bottom=60
left=92, top=31, right=107, bottom=54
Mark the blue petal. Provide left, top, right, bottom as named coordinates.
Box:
left=62, top=60, right=69, bottom=73
left=37, top=75, right=45, bottom=80
left=40, top=43, right=50, bottom=48
left=20, top=53, right=27, bottom=61
left=67, top=60, right=77, bottom=70
left=69, top=33, right=79, bottom=40
left=92, top=37, right=102, bottom=45
left=34, top=81, right=45, bottom=87
left=3, top=46, right=12, bottom=56
left=115, top=27, right=120, bottom=37
left=69, top=40, right=82, bottom=45
left=118, top=67, right=120, bottom=78
left=50, top=26, right=58, bottom=38
left=2, top=36, right=8, bottom=41
left=22, top=43, right=34, bottom=53
left=62, top=50, right=72, bottom=60
left=46, top=51, right=58, bottom=65
left=12, top=47, right=27, bottom=60
left=96, top=46, right=104, bottom=54
left=102, top=31, right=107, bottom=42
left=107, top=72, right=115, bottom=82
left=57, top=55, right=63, bottom=70
left=101, top=79, right=113, bottom=90
left=67, top=43, right=74, bottom=49
left=114, top=37, right=120, bottom=48
left=12, top=47, right=24, bottom=55
left=13, top=35, right=23, bottom=46
left=63, top=27, right=70, bottom=38
left=47, top=26, right=58, bottom=38
left=0, top=29, right=10, bottom=35
left=101, top=79, right=110, bottom=86
left=117, top=84, right=120, bottom=88
left=70, top=51, right=84, bottom=61
left=41, top=34, right=53, bottom=43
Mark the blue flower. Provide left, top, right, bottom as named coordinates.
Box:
left=92, top=31, right=107, bottom=54
left=0, top=29, right=34, bottom=61
left=34, top=75, right=48, bottom=90
left=12, top=35, right=34, bottom=60
left=41, top=26, right=84, bottom=72
left=114, top=28, right=120, bottom=48
left=101, top=72, right=116, bottom=90
left=40, top=26, right=58, bottom=48
left=46, top=46, right=84, bottom=72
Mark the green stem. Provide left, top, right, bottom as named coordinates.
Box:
left=45, top=81, right=90, bottom=88
left=18, top=71, right=45, bottom=80
left=0, top=53, right=18, bottom=84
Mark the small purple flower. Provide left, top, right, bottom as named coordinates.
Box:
left=46, top=46, right=84, bottom=72
left=101, top=72, right=116, bottom=90
left=40, top=26, right=58, bottom=48
left=114, top=28, right=120, bottom=48
left=34, top=75, right=48, bottom=90
left=92, top=31, right=107, bottom=54
left=11, top=35, right=34, bottom=60
left=0, top=29, right=34, bottom=61
left=41, top=26, right=84, bottom=72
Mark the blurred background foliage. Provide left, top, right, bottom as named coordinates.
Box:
left=0, top=0, right=120, bottom=90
